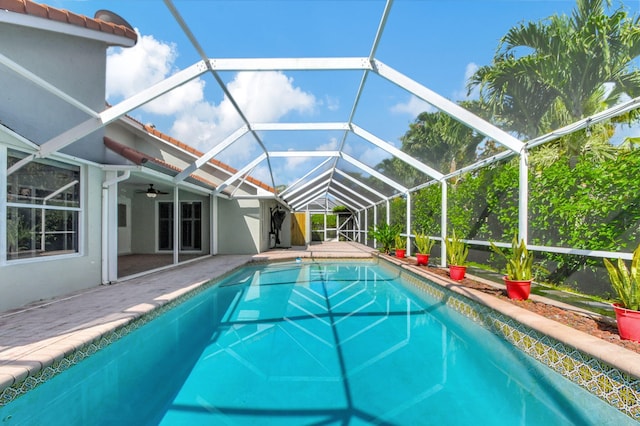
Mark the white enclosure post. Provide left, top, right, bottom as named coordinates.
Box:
left=373, top=204, right=378, bottom=249
left=173, top=188, right=179, bottom=265
left=306, top=207, right=312, bottom=244
left=324, top=212, right=327, bottom=242
left=519, top=150, right=529, bottom=244
left=363, top=209, right=367, bottom=244
left=101, top=171, right=121, bottom=283
left=406, top=192, right=412, bottom=256
left=386, top=199, right=390, bottom=225
left=441, top=180, right=448, bottom=267
left=211, top=194, right=218, bottom=255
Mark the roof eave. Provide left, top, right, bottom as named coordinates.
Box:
left=0, top=5, right=136, bottom=47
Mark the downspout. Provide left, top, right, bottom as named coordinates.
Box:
left=101, top=170, right=130, bottom=284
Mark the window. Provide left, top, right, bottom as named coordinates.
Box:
left=6, top=150, right=81, bottom=260
left=158, top=201, right=201, bottom=251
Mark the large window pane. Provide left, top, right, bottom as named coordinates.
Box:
left=7, top=150, right=80, bottom=208
left=6, top=151, right=81, bottom=261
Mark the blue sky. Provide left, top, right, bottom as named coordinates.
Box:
left=47, top=0, right=638, bottom=187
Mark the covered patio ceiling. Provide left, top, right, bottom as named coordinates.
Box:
left=8, top=0, right=640, bottom=213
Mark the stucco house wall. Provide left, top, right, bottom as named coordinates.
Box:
left=217, top=198, right=262, bottom=254
left=0, top=163, right=103, bottom=312
left=0, top=24, right=107, bottom=163
left=0, top=8, right=131, bottom=311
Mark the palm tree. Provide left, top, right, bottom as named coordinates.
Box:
left=469, top=0, right=640, bottom=164
left=398, top=103, right=486, bottom=175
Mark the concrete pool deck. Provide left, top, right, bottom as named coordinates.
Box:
left=1, top=241, right=639, bottom=418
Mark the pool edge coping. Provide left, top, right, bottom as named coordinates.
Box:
left=381, top=255, right=640, bottom=380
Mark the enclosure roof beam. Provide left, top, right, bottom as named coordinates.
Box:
left=351, top=123, right=444, bottom=180
left=341, top=152, right=407, bottom=193
left=290, top=187, right=329, bottom=211
left=173, top=125, right=249, bottom=183
left=269, top=151, right=341, bottom=158
left=251, top=122, right=351, bottom=131
left=287, top=179, right=331, bottom=207
left=282, top=169, right=332, bottom=200
left=279, top=158, right=334, bottom=198
left=328, top=190, right=363, bottom=210
left=372, top=59, right=524, bottom=154
left=8, top=61, right=208, bottom=176
left=215, top=153, right=267, bottom=194
left=207, top=57, right=373, bottom=71
left=0, top=52, right=100, bottom=119
left=330, top=179, right=375, bottom=206
left=334, top=169, right=387, bottom=201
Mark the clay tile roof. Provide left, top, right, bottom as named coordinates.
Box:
left=140, top=123, right=276, bottom=194
left=0, top=0, right=138, bottom=44
left=104, top=136, right=223, bottom=193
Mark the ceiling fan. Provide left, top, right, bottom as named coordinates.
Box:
left=136, top=184, right=169, bottom=198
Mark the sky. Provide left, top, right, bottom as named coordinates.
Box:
left=47, top=0, right=640, bottom=189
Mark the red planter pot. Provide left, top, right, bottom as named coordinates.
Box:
left=449, top=265, right=466, bottom=281
left=395, top=249, right=406, bottom=259
left=613, top=303, right=640, bottom=342
left=416, top=253, right=429, bottom=266
left=504, top=277, right=532, bottom=301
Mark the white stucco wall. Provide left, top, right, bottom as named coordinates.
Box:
left=217, top=198, right=262, bottom=254
left=0, top=24, right=107, bottom=163
left=0, top=165, right=103, bottom=312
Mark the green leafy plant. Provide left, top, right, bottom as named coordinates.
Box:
left=445, top=230, right=468, bottom=266
left=490, top=235, right=534, bottom=281
left=395, top=234, right=406, bottom=250
left=603, top=243, right=640, bottom=311
left=414, top=231, right=435, bottom=254
left=368, top=223, right=400, bottom=254
left=6, top=216, right=31, bottom=253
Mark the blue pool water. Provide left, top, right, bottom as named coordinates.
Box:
left=0, top=260, right=635, bottom=425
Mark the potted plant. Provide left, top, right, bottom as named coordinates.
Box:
left=367, top=223, right=399, bottom=255
left=414, top=231, right=435, bottom=266
left=395, top=234, right=407, bottom=259
left=445, top=230, right=468, bottom=281
left=603, top=243, right=640, bottom=342
left=490, top=235, right=534, bottom=300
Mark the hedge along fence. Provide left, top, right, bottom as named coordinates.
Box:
left=373, top=148, right=640, bottom=298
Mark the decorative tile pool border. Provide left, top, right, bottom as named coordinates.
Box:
left=391, top=263, right=640, bottom=421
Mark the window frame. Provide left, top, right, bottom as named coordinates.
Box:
left=3, top=147, right=84, bottom=265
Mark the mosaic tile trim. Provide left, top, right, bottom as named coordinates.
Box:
left=0, top=266, right=245, bottom=407
left=395, top=264, right=640, bottom=421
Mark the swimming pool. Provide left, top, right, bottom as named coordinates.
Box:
left=0, top=260, right=636, bottom=425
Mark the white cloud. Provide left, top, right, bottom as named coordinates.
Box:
left=106, top=33, right=176, bottom=100
left=359, top=146, right=390, bottom=168
left=322, top=95, right=340, bottom=111
left=391, top=95, right=434, bottom=117
left=106, top=34, right=318, bottom=163
left=317, top=137, right=339, bottom=151
left=454, top=62, right=479, bottom=100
